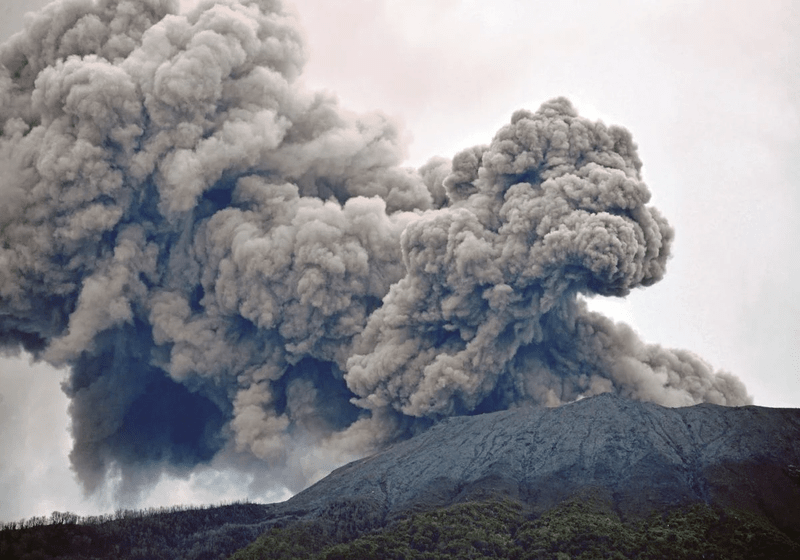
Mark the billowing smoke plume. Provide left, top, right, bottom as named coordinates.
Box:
left=0, top=0, right=749, bottom=500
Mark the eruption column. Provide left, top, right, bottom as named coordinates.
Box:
left=0, top=0, right=750, bottom=501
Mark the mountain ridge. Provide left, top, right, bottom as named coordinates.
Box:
left=283, top=392, right=800, bottom=533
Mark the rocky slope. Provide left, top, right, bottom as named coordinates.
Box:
left=280, top=393, right=800, bottom=535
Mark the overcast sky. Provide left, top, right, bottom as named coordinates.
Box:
left=1, top=0, right=798, bottom=523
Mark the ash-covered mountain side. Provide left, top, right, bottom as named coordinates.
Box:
left=280, top=393, right=800, bottom=532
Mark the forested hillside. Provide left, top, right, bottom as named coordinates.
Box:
left=232, top=497, right=799, bottom=560
left=3, top=494, right=799, bottom=560
left=0, top=502, right=274, bottom=560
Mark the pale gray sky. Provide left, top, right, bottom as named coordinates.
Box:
left=1, top=0, right=798, bottom=522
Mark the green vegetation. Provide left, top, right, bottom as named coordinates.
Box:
left=2, top=496, right=797, bottom=559
left=0, top=502, right=273, bottom=560
left=230, top=499, right=522, bottom=560
left=231, top=497, right=799, bottom=560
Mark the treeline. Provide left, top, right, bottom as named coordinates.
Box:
left=1, top=502, right=245, bottom=531
left=0, top=501, right=275, bottom=560
left=232, top=497, right=800, bottom=560
left=4, top=494, right=799, bottom=559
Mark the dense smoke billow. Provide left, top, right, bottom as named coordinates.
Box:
left=0, top=0, right=750, bottom=501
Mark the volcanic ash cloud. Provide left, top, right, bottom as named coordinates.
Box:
left=0, top=0, right=750, bottom=500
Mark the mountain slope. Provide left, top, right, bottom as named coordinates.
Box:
left=286, top=393, right=800, bottom=533
left=233, top=497, right=799, bottom=560
left=3, top=393, right=799, bottom=559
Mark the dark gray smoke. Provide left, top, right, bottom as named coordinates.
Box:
left=0, top=0, right=750, bottom=501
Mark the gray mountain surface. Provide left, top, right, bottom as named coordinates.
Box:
left=277, top=393, right=800, bottom=535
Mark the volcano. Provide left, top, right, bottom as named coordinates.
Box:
left=3, top=393, right=799, bottom=559
left=279, top=392, right=800, bottom=533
